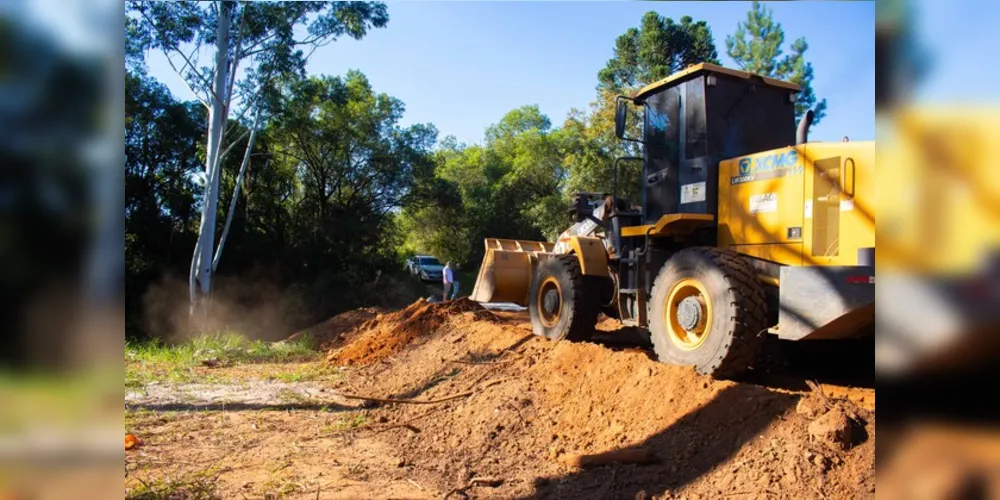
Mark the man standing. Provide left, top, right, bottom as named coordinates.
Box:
left=443, top=261, right=454, bottom=302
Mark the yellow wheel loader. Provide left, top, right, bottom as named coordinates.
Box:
left=470, top=63, right=875, bottom=379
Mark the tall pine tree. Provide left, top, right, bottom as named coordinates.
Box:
left=726, top=1, right=827, bottom=130
left=599, top=12, right=720, bottom=93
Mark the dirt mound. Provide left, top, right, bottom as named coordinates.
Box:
left=326, top=298, right=488, bottom=366
left=331, top=309, right=874, bottom=498
left=286, top=307, right=387, bottom=350
left=130, top=302, right=874, bottom=499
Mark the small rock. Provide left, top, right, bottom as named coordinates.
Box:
left=397, top=459, right=407, bottom=468
left=808, top=407, right=861, bottom=451
left=376, top=416, right=389, bottom=423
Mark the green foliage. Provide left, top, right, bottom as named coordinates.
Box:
left=125, top=62, right=436, bottom=339
left=725, top=0, right=828, bottom=127
left=127, top=1, right=389, bottom=111
left=558, top=90, right=643, bottom=205
left=400, top=106, right=568, bottom=265
left=599, top=12, right=720, bottom=93
left=125, top=71, right=205, bottom=336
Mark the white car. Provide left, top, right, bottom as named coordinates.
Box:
left=411, top=255, right=444, bottom=282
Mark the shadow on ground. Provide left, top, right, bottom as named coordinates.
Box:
left=590, top=323, right=874, bottom=391
left=746, top=336, right=875, bottom=391
left=518, top=384, right=798, bottom=499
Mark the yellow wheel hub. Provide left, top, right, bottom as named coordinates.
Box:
left=665, top=278, right=713, bottom=350
left=537, top=276, right=562, bottom=328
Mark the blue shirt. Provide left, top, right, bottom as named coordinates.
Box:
left=443, top=266, right=454, bottom=284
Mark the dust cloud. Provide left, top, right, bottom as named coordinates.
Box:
left=141, top=274, right=308, bottom=342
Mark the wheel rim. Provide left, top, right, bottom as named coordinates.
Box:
left=537, top=276, right=562, bottom=328
left=665, top=278, right=713, bottom=350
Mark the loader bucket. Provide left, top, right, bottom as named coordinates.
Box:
left=470, top=238, right=555, bottom=306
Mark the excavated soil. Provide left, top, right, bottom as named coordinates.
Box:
left=326, top=298, right=487, bottom=366
left=327, top=307, right=874, bottom=499
left=127, top=299, right=874, bottom=499
left=287, top=307, right=388, bottom=350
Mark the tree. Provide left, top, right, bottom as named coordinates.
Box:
left=399, top=106, right=570, bottom=266
left=726, top=0, right=827, bottom=129
left=265, top=72, right=437, bottom=303
left=125, top=70, right=205, bottom=335
left=127, top=1, right=389, bottom=314
left=598, top=12, right=720, bottom=93
left=559, top=89, right=643, bottom=205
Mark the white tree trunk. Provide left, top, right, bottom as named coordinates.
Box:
left=190, top=0, right=231, bottom=313
left=213, top=109, right=261, bottom=273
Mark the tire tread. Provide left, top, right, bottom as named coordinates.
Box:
left=648, top=247, right=767, bottom=379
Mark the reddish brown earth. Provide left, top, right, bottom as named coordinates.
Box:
left=126, top=300, right=874, bottom=499
left=286, top=306, right=388, bottom=350
left=326, top=298, right=487, bottom=366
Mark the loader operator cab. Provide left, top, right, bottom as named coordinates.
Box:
left=612, top=63, right=801, bottom=232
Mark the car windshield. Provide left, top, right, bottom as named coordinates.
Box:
left=420, top=257, right=441, bottom=266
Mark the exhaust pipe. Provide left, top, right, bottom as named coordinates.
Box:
left=796, top=109, right=814, bottom=145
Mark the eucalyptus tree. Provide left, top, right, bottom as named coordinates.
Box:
left=127, top=1, right=388, bottom=313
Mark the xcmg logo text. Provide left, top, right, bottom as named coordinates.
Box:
left=731, top=150, right=803, bottom=185
left=746, top=150, right=800, bottom=174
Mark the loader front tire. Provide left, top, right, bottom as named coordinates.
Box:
left=529, top=255, right=600, bottom=342
left=648, top=248, right=767, bottom=379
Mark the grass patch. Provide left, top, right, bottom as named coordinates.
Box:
left=127, top=468, right=221, bottom=500
left=126, top=332, right=318, bottom=387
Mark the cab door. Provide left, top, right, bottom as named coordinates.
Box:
left=802, top=142, right=875, bottom=266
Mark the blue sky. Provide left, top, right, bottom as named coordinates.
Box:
left=909, top=0, right=1000, bottom=103
left=146, top=1, right=875, bottom=146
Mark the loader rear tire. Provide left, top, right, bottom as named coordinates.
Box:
left=529, top=255, right=600, bottom=342
left=648, top=247, right=767, bottom=379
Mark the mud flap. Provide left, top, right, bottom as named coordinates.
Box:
left=776, top=266, right=875, bottom=341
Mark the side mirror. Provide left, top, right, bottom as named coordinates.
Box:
left=614, top=99, right=627, bottom=139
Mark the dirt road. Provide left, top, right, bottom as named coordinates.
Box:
left=125, top=299, right=874, bottom=499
